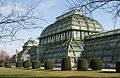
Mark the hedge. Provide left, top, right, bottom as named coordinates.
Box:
left=116, top=61, right=120, bottom=73
left=89, top=58, right=103, bottom=71
left=44, top=60, right=54, bottom=70
left=5, top=61, right=11, bottom=68
left=23, top=60, right=31, bottom=68
left=32, top=60, right=41, bottom=69
left=0, top=62, right=4, bottom=67
left=16, top=61, right=22, bottom=68
left=61, top=57, right=71, bottom=70
left=77, top=58, right=88, bottom=71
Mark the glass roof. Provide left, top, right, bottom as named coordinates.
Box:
left=40, top=10, right=103, bottom=38
left=23, top=38, right=38, bottom=47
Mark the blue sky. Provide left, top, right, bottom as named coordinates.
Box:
left=0, top=0, right=120, bottom=56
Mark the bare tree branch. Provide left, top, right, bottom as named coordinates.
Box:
left=67, top=0, right=120, bottom=29
left=0, top=50, right=11, bottom=61
left=0, top=0, right=45, bottom=43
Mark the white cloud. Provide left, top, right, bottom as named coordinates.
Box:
left=38, top=0, right=58, bottom=11
left=0, top=0, right=58, bottom=16
left=0, top=4, right=24, bottom=16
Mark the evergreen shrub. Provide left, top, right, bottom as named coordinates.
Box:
left=0, top=62, right=4, bottom=67
left=90, top=59, right=103, bottom=71
left=5, top=61, right=11, bottom=68
left=16, top=61, right=22, bottom=68
left=44, top=60, right=54, bottom=70
left=116, top=61, right=120, bottom=73
left=61, top=57, right=71, bottom=71
left=77, top=58, right=88, bottom=71
left=32, top=60, right=41, bottom=69
left=23, top=60, right=31, bottom=68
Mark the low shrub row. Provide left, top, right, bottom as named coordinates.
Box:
left=16, top=60, right=54, bottom=70
left=16, top=60, right=41, bottom=69
left=61, top=57, right=103, bottom=71
left=1, top=58, right=120, bottom=73
left=0, top=61, right=11, bottom=68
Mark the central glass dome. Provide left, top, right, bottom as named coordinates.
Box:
left=40, top=9, right=103, bottom=38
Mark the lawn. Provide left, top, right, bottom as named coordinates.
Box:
left=0, top=68, right=119, bottom=78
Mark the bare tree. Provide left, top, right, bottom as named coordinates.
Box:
left=0, top=0, right=44, bottom=43
left=67, top=0, right=120, bottom=29
left=0, top=50, right=11, bottom=62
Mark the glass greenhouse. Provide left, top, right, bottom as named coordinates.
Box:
left=12, top=9, right=120, bottom=68
left=38, top=9, right=103, bottom=66
left=16, top=39, right=39, bottom=62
